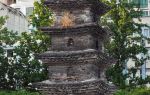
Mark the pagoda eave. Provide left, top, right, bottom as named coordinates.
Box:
left=44, top=1, right=110, bottom=15
left=36, top=49, right=113, bottom=67
left=32, top=79, right=109, bottom=95
left=39, top=23, right=108, bottom=37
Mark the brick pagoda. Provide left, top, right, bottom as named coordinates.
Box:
left=33, top=0, right=114, bottom=95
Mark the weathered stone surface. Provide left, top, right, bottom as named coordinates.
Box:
left=32, top=0, right=115, bottom=95
left=36, top=49, right=111, bottom=65
left=51, top=8, right=93, bottom=27
left=40, top=24, right=107, bottom=51
left=33, top=79, right=109, bottom=95
left=48, top=64, right=99, bottom=82
left=44, top=0, right=110, bottom=16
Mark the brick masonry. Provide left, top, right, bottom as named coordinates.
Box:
left=32, top=0, right=116, bottom=95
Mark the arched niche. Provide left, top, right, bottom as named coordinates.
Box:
left=67, top=38, right=74, bottom=47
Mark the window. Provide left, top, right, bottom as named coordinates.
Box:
left=142, top=10, right=149, bottom=16
left=130, top=0, right=148, bottom=8
left=26, top=7, right=34, bottom=16
left=142, top=28, right=150, bottom=44
left=7, top=49, right=13, bottom=57
left=67, top=38, right=74, bottom=47
left=140, top=0, right=148, bottom=8
left=148, top=39, right=150, bottom=44
left=13, top=0, right=16, bottom=3
left=142, top=28, right=150, bottom=38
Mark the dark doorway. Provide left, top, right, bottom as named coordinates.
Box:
left=67, top=38, right=74, bottom=47
left=96, top=40, right=99, bottom=50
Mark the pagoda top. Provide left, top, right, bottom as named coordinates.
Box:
left=44, top=0, right=110, bottom=15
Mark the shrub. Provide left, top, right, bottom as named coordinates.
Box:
left=114, top=90, right=128, bottom=95
left=0, top=90, right=40, bottom=95
left=0, top=16, right=50, bottom=90
left=129, top=87, right=150, bottom=95
left=114, top=87, right=150, bottom=95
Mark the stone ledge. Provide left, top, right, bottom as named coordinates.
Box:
left=39, top=23, right=106, bottom=36
left=35, top=49, right=113, bottom=66
left=32, top=79, right=109, bottom=95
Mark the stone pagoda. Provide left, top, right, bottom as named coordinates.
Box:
left=33, top=0, right=114, bottom=95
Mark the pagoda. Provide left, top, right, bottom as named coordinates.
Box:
left=33, top=0, right=114, bottom=95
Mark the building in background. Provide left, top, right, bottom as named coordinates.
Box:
left=0, top=1, right=28, bottom=34
left=0, top=0, right=37, bottom=17
left=126, top=0, right=150, bottom=79
left=139, top=0, right=150, bottom=78
left=10, top=0, right=39, bottom=17
left=0, top=0, right=16, bottom=5
left=10, top=0, right=39, bottom=31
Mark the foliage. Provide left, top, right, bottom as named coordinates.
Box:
left=0, top=16, right=50, bottom=90
left=30, top=0, right=54, bottom=28
left=114, top=87, right=150, bottom=95
left=114, top=89, right=127, bottom=95
left=101, top=0, right=149, bottom=89
left=11, top=30, right=50, bottom=89
left=0, top=90, right=40, bottom=95
left=0, top=16, right=7, bottom=28
left=0, top=16, right=19, bottom=90
left=0, top=0, right=53, bottom=91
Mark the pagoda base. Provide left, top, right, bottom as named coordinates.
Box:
left=33, top=79, right=109, bottom=95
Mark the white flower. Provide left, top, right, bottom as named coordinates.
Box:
left=35, top=14, right=39, bottom=19
left=38, top=60, right=43, bottom=64
left=35, top=14, right=38, bottom=17
left=39, top=69, right=43, bottom=72
left=31, top=36, right=33, bottom=39
left=29, top=57, right=34, bottom=62
left=2, top=43, right=6, bottom=46
left=36, top=39, right=42, bottom=44
left=146, top=83, right=150, bottom=88
left=5, top=74, right=9, bottom=81
left=16, top=55, right=21, bottom=59
left=13, top=53, right=17, bottom=56
left=4, top=53, right=7, bottom=57
left=116, top=0, right=120, bottom=4
left=28, top=83, right=32, bottom=86
left=13, top=41, right=20, bottom=47
left=23, top=65, right=27, bottom=68
left=49, top=16, right=52, bottom=20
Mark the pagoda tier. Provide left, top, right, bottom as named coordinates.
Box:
left=33, top=79, right=109, bottom=95
left=35, top=49, right=113, bottom=82
left=44, top=0, right=110, bottom=16
left=44, top=0, right=110, bottom=28
left=39, top=24, right=109, bottom=51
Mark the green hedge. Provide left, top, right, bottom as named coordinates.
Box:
left=114, top=87, right=150, bottom=95
left=0, top=90, right=40, bottom=95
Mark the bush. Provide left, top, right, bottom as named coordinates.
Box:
left=0, top=30, right=49, bottom=90
left=0, top=90, right=40, bottom=95
left=114, top=87, right=150, bottom=95
left=0, top=17, right=50, bottom=90
left=114, top=90, right=128, bottom=95
left=130, top=87, right=150, bottom=95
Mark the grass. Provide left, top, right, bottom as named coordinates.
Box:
left=0, top=90, right=40, bottom=95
